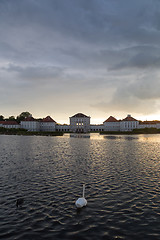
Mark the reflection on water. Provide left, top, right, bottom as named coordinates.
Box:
left=1, top=133, right=160, bottom=240
left=70, top=134, right=90, bottom=138
left=66, top=132, right=160, bottom=142
left=104, top=135, right=139, bottom=141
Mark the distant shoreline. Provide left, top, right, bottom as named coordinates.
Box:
left=1, top=127, right=160, bottom=137
left=100, top=128, right=160, bottom=135
left=0, top=127, right=63, bottom=136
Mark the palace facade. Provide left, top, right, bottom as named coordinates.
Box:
left=70, top=113, right=90, bottom=133
left=1, top=113, right=160, bottom=132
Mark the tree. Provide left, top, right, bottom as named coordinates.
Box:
left=0, top=115, right=4, bottom=121
left=8, top=116, right=16, bottom=121
left=16, top=111, right=32, bottom=123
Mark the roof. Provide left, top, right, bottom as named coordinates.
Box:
left=41, top=116, right=56, bottom=123
left=0, top=121, right=19, bottom=125
left=104, top=116, right=118, bottom=123
left=70, top=113, right=90, bottom=118
left=122, top=115, right=138, bottom=122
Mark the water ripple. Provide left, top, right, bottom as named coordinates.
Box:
left=1, top=134, right=160, bottom=239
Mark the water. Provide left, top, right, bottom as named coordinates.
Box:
left=1, top=133, right=160, bottom=240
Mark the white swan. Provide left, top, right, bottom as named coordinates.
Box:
left=75, top=184, right=87, bottom=208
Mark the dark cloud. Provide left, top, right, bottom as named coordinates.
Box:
left=3, top=64, right=65, bottom=82
left=0, top=0, right=160, bottom=120
left=108, top=45, right=160, bottom=70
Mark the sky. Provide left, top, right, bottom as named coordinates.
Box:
left=0, top=0, right=160, bottom=124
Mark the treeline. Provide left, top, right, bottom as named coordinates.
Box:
left=0, top=127, right=63, bottom=136
left=132, top=128, right=160, bottom=134
left=0, top=111, right=34, bottom=123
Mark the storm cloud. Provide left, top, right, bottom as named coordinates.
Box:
left=0, top=0, right=160, bottom=122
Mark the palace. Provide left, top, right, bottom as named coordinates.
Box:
left=0, top=113, right=160, bottom=132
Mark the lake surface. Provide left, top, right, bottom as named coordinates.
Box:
left=1, top=133, right=160, bottom=240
